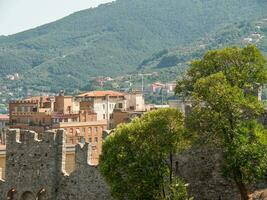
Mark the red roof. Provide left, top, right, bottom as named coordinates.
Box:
left=152, top=82, right=165, bottom=87
left=0, top=114, right=9, bottom=120
left=24, top=96, right=50, bottom=102
left=78, top=90, right=125, bottom=98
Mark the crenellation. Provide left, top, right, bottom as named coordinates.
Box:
left=39, top=130, right=57, bottom=143
left=0, top=129, right=113, bottom=200
left=55, top=129, right=65, bottom=146
left=55, top=129, right=67, bottom=175
left=10, top=100, right=39, bottom=104
left=19, top=130, right=39, bottom=144
left=6, top=129, right=20, bottom=146
left=75, top=143, right=90, bottom=167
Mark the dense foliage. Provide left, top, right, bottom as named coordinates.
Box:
left=176, top=46, right=267, bottom=200
left=1, top=0, right=267, bottom=91
left=176, top=46, right=267, bottom=96
left=100, top=108, right=191, bottom=200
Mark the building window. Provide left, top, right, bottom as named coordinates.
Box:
left=95, top=127, right=98, bottom=133
left=75, top=129, right=80, bottom=136
left=70, top=128, right=73, bottom=134
left=118, top=103, right=123, bottom=108
left=88, top=128, right=91, bottom=134
left=67, top=106, right=71, bottom=113
left=89, top=138, right=92, bottom=143
left=95, top=137, right=98, bottom=142
left=82, top=128, right=85, bottom=134
left=103, top=104, right=105, bottom=110
left=103, top=114, right=106, bottom=119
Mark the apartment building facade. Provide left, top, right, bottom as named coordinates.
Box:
left=8, top=90, right=146, bottom=164
left=77, top=90, right=127, bottom=127
left=9, top=93, right=107, bottom=146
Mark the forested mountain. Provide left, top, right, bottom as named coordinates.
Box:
left=0, top=0, right=267, bottom=91
left=139, top=20, right=267, bottom=70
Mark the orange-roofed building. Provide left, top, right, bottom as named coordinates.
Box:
left=77, top=91, right=127, bottom=127
left=77, top=90, right=125, bottom=98
left=8, top=90, right=146, bottom=165
left=9, top=92, right=108, bottom=165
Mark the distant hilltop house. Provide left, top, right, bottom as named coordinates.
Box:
left=0, top=129, right=113, bottom=200
left=5, top=73, right=19, bottom=81
left=93, top=76, right=114, bottom=87
left=150, top=82, right=176, bottom=94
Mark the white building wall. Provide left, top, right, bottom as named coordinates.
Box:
left=93, top=102, right=117, bottom=121
left=72, top=100, right=80, bottom=113
left=125, top=93, right=145, bottom=111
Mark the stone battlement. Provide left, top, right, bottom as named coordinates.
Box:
left=0, top=129, right=113, bottom=200
left=9, top=100, right=39, bottom=104
left=6, top=129, right=64, bottom=147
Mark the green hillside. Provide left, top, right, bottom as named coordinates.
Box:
left=139, top=20, right=267, bottom=71
left=0, top=0, right=267, bottom=92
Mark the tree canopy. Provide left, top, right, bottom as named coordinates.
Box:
left=176, top=46, right=267, bottom=97
left=176, top=46, right=267, bottom=200
left=100, top=108, right=191, bottom=200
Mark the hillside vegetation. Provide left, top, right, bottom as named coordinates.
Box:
left=139, top=20, right=267, bottom=71
left=0, top=0, right=267, bottom=92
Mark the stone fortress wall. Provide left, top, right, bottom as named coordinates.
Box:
left=0, top=129, right=113, bottom=200
left=174, top=146, right=240, bottom=199
left=1, top=129, right=267, bottom=200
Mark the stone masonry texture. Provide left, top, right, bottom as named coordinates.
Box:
left=174, top=145, right=240, bottom=200
left=1, top=129, right=267, bottom=200
left=0, top=129, right=113, bottom=200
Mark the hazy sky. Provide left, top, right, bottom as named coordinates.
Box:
left=0, top=0, right=114, bottom=36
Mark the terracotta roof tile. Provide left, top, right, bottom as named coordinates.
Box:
left=24, top=96, right=50, bottom=102
left=78, top=90, right=125, bottom=98
left=0, top=114, right=9, bottom=120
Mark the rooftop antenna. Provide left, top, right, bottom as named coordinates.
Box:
left=142, top=74, right=144, bottom=92
left=138, top=74, right=144, bottom=92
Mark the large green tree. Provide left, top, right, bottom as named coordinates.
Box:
left=176, top=46, right=267, bottom=97
left=99, top=108, right=191, bottom=200
left=176, top=46, right=267, bottom=200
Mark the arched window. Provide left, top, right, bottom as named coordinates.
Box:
left=20, top=191, right=35, bottom=200
left=7, top=188, right=18, bottom=200
left=36, top=189, right=47, bottom=200
left=69, top=128, right=73, bottom=135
